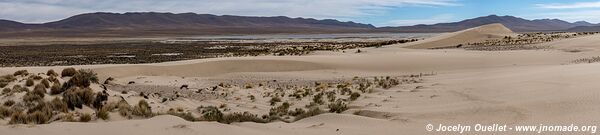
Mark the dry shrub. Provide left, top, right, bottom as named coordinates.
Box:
left=46, top=69, right=59, bottom=77
left=62, top=69, right=98, bottom=89
left=132, top=100, right=152, bottom=118
left=63, top=87, right=96, bottom=110
left=33, top=84, right=47, bottom=96
left=349, top=92, right=361, bottom=101
left=41, top=79, right=50, bottom=88
left=13, top=70, right=28, bottom=76
left=0, top=75, right=16, bottom=83
left=49, top=97, right=68, bottom=113
left=23, top=91, right=44, bottom=103
left=3, top=100, right=15, bottom=107
left=25, top=78, right=34, bottom=86
left=96, top=107, right=110, bottom=120
left=117, top=100, right=132, bottom=117
left=28, top=111, right=50, bottom=124
left=294, top=107, right=323, bottom=121
left=167, top=110, right=196, bottom=121
left=2, top=88, right=10, bottom=95
left=79, top=113, right=92, bottom=122
left=328, top=100, right=348, bottom=113
left=61, top=68, right=78, bottom=77
left=220, top=112, right=266, bottom=124
left=8, top=111, right=28, bottom=124
left=0, top=82, right=8, bottom=88
left=50, top=83, right=62, bottom=95
left=0, top=106, right=13, bottom=119
left=62, top=113, right=76, bottom=122
left=200, top=106, right=222, bottom=121
left=29, top=75, right=43, bottom=80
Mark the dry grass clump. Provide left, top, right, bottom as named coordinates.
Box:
left=62, top=87, right=95, bottom=109
left=29, top=75, right=43, bottom=80
left=349, top=92, right=361, bottom=101
left=166, top=109, right=196, bottom=121
left=80, top=113, right=92, bottom=122
left=200, top=106, right=223, bottom=121
left=49, top=97, right=68, bottom=113
left=96, top=107, right=110, bottom=120
left=33, top=84, right=47, bottom=95
left=50, top=83, right=62, bottom=95
left=0, top=106, right=13, bottom=119
left=1, top=88, right=10, bottom=95
left=41, top=79, right=50, bottom=88
left=269, top=96, right=282, bottom=106
left=328, top=100, right=348, bottom=113
left=1, top=75, right=17, bottom=83
left=23, top=90, right=44, bottom=103
left=8, top=112, right=27, bottom=124
left=3, top=100, right=15, bottom=107
left=117, top=100, right=132, bottom=118
left=61, top=68, right=78, bottom=77
left=63, top=69, right=98, bottom=89
left=269, top=102, right=290, bottom=117
left=25, top=78, right=35, bottom=86
left=294, top=107, right=323, bottom=121
left=132, top=100, right=153, bottom=118
left=220, top=112, right=267, bottom=124
left=46, top=69, right=59, bottom=77
left=13, top=70, right=29, bottom=76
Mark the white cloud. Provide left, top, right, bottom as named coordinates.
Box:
left=536, top=1, right=600, bottom=9
left=0, top=0, right=459, bottom=23
left=383, top=14, right=455, bottom=26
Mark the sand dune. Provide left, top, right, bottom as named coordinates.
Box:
left=403, top=23, right=515, bottom=49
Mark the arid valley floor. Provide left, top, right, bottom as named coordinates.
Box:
left=1, top=24, right=600, bottom=135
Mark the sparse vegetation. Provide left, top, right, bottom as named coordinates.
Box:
left=328, top=100, right=348, bottom=113
left=80, top=113, right=92, bottom=122
left=132, top=100, right=153, bottom=118
left=61, top=68, right=78, bottom=77
left=25, top=78, right=34, bottom=86
left=47, top=69, right=59, bottom=77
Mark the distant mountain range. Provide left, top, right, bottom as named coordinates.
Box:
left=0, top=13, right=598, bottom=37
left=378, top=15, right=599, bottom=32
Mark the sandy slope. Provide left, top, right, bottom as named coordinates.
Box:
left=2, top=32, right=600, bottom=135
left=403, top=23, right=515, bottom=49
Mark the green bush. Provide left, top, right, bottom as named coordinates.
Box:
left=61, top=68, right=78, bottom=77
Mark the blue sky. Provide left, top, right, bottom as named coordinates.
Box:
left=1, top=0, right=600, bottom=27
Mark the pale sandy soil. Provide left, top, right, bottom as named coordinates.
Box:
left=2, top=24, right=600, bottom=135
